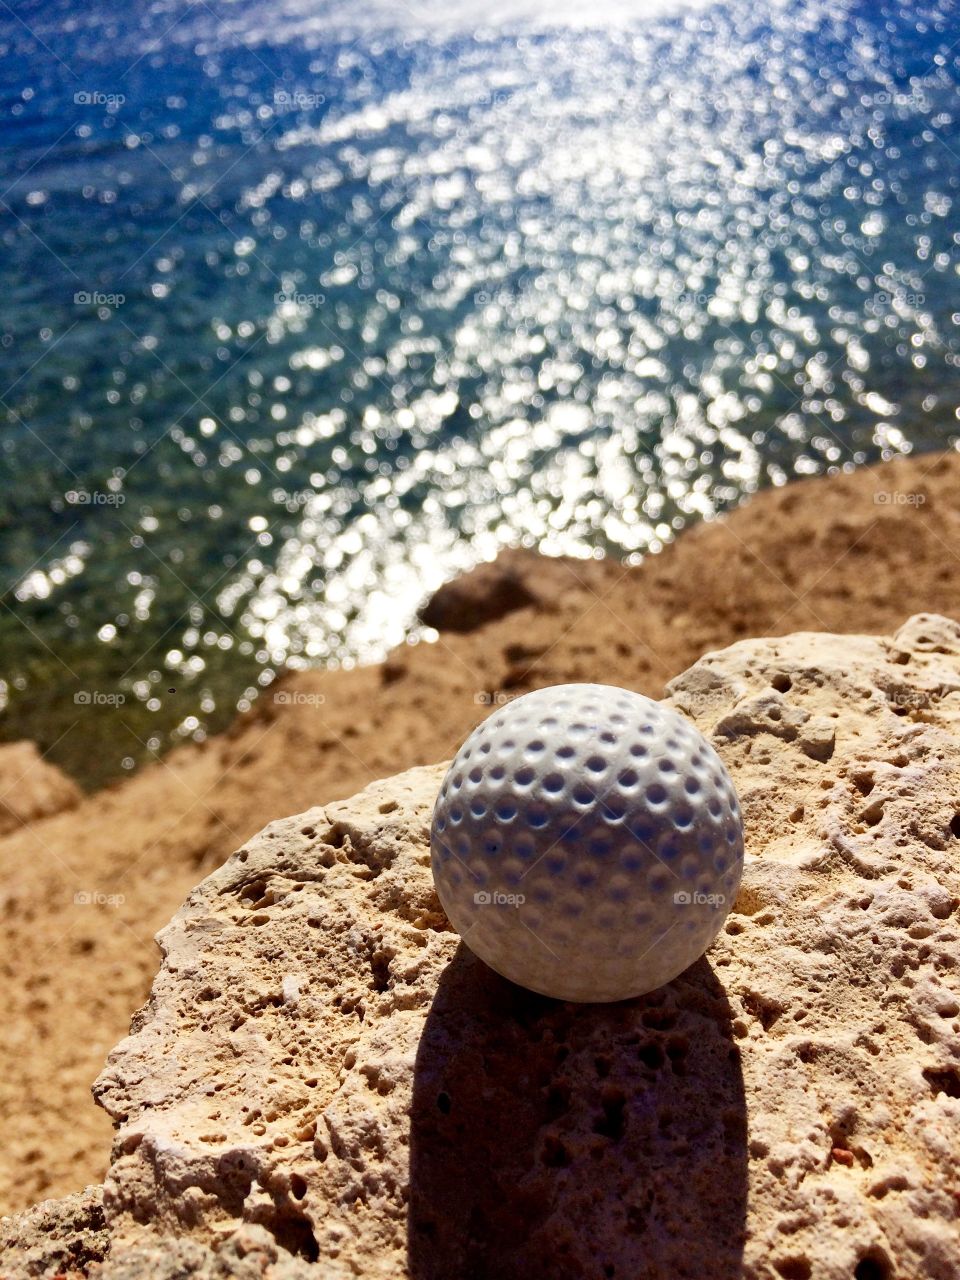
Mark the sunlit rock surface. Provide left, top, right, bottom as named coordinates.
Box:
left=5, top=616, right=960, bottom=1279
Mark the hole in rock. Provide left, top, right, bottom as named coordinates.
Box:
left=861, top=801, right=885, bottom=828
left=638, top=1042, right=664, bottom=1070
left=853, top=1253, right=890, bottom=1280
left=775, top=1260, right=811, bottom=1280
left=593, top=1088, right=627, bottom=1140
left=269, top=1214, right=319, bottom=1262
left=541, top=1135, right=571, bottom=1167
left=922, top=1066, right=960, bottom=1098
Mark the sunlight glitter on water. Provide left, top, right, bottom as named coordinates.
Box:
left=227, top=2, right=958, bottom=667
left=0, top=0, right=958, bottom=780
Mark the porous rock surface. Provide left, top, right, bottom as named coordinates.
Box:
left=0, top=1185, right=108, bottom=1276
left=8, top=615, right=960, bottom=1279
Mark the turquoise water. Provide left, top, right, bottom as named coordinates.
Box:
left=1, top=0, right=959, bottom=786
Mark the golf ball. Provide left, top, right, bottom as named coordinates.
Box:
left=430, top=683, right=743, bottom=1002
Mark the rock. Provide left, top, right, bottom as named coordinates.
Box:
left=13, top=452, right=960, bottom=1221
left=92, top=763, right=750, bottom=1279
left=663, top=615, right=960, bottom=1277
left=0, top=741, right=82, bottom=836
left=0, top=1185, right=108, bottom=1277
left=418, top=548, right=577, bottom=632
left=1, top=1206, right=322, bottom=1280
left=77, top=1226, right=322, bottom=1280
left=8, top=615, right=960, bottom=1279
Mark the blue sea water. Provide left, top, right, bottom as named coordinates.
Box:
left=0, top=0, right=958, bottom=786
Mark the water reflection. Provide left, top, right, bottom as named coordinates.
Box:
left=0, top=0, right=957, bottom=781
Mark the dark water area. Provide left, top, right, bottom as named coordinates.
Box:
left=0, top=0, right=958, bottom=787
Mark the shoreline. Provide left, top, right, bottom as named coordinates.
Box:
left=2, top=442, right=956, bottom=795
left=2, top=448, right=960, bottom=1212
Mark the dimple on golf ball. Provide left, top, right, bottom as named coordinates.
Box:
left=430, top=683, right=744, bottom=1002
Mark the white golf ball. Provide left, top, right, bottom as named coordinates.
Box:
left=431, top=683, right=743, bottom=1002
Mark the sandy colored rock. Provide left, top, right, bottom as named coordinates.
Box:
left=70, top=615, right=960, bottom=1279
left=0, top=1185, right=108, bottom=1277
left=0, top=741, right=81, bottom=836
left=418, top=546, right=564, bottom=632
left=0, top=1198, right=316, bottom=1280
left=9, top=449, right=960, bottom=1217
left=666, top=613, right=960, bottom=1278
left=91, top=766, right=747, bottom=1280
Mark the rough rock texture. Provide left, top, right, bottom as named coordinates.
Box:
left=666, top=612, right=960, bottom=1278
left=0, top=1185, right=108, bottom=1277
left=91, top=767, right=749, bottom=1280
left=10, top=614, right=960, bottom=1278
left=0, top=741, right=81, bottom=836
left=10, top=451, right=960, bottom=1217
left=418, top=546, right=567, bottom=631
left=0, top=1197, right=315, bottom=1280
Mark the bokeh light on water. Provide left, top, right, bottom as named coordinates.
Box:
left=0, top=0, right=959, bottom=785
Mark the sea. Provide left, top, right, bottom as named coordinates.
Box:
left=0, top=0, right=958, bottom=786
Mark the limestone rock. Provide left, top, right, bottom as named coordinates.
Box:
left=15, top=615, right=960, bottom=1278
left=92, top=761, right=749, bottom=1279
left=0, top=741, right=81, bottom=836
left=0, top=1185, right=108, bottom=1277
left=418, top=548, right=576, bottom=632
left=665, top=613, right=960, bottom=1278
